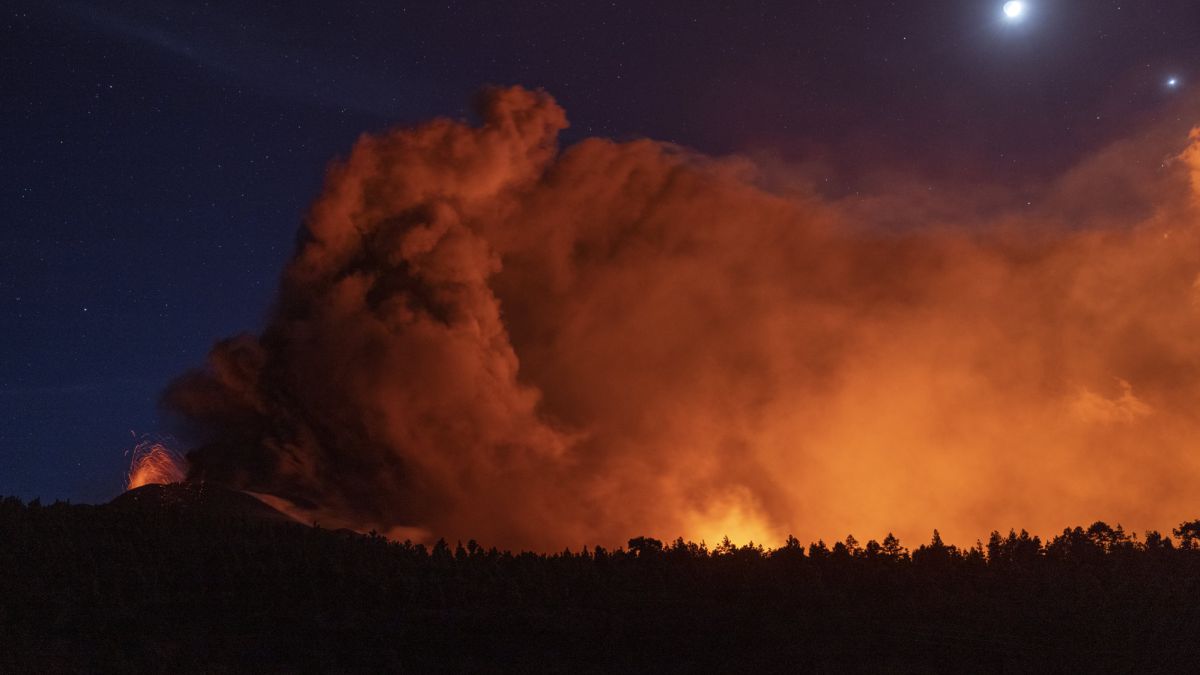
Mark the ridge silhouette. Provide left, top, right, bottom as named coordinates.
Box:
left=2, top=493, right=1199, bottom=671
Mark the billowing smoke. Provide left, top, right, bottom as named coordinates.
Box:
left=166, top=86, right=1200, bottom=550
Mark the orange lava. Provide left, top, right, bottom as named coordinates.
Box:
left=126, top=440, right=187, bottom=490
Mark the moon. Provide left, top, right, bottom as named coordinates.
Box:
left=1003, top=1, right=1026, bottom=19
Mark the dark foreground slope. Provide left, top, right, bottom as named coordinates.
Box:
left=108, top=482, right=298, bottom=522
left=2, top=490, right=1200, bottom=673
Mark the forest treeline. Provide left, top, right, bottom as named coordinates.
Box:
left=2, top=490, right=1200, bottom=672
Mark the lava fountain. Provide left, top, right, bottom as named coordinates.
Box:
left=125, top=439, right=187, bottom=490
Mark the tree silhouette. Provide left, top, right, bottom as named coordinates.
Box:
left=1173, top=520, right=1200, bottom=550
left=3, top=491, right=1200, bottom=671
left=627, top=536, right=664, bottom=557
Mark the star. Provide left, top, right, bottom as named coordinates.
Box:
left=1166, top=77, right=1180, bottom=88
left=1003, top=1, right=1026, bottom=20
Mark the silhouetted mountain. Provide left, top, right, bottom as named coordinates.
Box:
left=108, top=481, right=297, bottom=523
left=2, top=494, right=1199, bottom=672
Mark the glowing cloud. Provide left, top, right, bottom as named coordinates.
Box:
left=165, top=87, right=1200, bottom=551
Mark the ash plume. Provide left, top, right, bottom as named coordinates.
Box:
left=166, top=87, right=1200, bottom=550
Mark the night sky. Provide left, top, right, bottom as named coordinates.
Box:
left=3, top=0, right=1198, bottom=504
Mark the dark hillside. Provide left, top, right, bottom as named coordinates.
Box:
left=108, top=482, right=298, bottom=523
left=2, top=492, right=1199, bottom=672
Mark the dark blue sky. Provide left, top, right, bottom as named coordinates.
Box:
left=2, top=0, right=1197, bottom=503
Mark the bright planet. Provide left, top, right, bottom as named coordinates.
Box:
left=1004, top=1, right=1026, bottom=19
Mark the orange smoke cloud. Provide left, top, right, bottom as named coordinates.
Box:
left=165, top=86, right=1200, bottom=550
